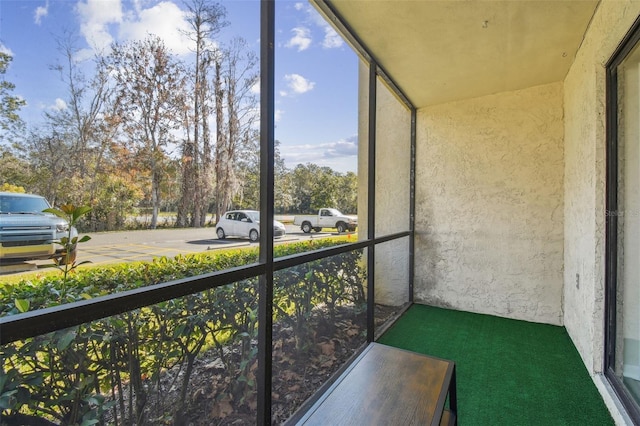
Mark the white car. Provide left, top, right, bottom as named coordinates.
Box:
left=215, top=210, right=286, bottom=242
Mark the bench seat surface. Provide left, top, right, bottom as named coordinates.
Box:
left=295, top=342, right=455, bottom=426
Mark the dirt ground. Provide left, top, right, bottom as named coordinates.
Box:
left=123, top=304, right=401, bottom=426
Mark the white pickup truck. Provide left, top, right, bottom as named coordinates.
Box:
left=293, top=208, right=357, bottom=233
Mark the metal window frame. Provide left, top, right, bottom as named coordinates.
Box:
left=604, top=13, right=640, bottom=424
left=257, top=1, right=275, bottom=422
left=0, top=1, right=417, bottom=424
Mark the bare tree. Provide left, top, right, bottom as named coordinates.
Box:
left=103, top=35, right=187, bottom=229
left=214, top=37, right=259, bottom=221
left=24, top=129, right=72, bottom=205
left=45, top=34, right=119, bottom=229
left=0, top=52, right=26, bottom=142
left=177, top=0, right=228, bottom=228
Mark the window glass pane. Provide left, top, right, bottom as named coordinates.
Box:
left=0, top=1, right=261, bottom=279
left=615, top=39, right=640, bottom=408
left=273, top=2, right=360, bottom=257
left=1, top=280, right=259, bottom=425
left=272, top=250, right=367, bottom=423
left=374, top=237, right=411, bottom=338
left=375, top=76, right=412, bottom=237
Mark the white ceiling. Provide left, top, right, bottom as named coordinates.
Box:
left=326, top=0, right=600, bottom=108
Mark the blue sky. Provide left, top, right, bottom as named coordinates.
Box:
left=0, top=0, right=359, bottom=173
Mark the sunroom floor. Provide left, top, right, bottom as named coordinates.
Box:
left=378, top=304, right=614, bottom=425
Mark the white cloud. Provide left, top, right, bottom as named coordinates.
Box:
left=294, top=2, right=304, bottom=11
left=51, top=98, right=68, bottom=111
left=323, top=138, right=357, bottom=158
left=322, top=25, right=343, bottom=49
left=285, top=138, right=357, bottom=162
left=74, top=48, right=96, bottom=62
left=34, top=1, right=49, bottom=25
left=284, top=73, right=315, bottom=95
left=76, top=0, right=194, bottom=57
left=76, top=0, right=123, bottom=53
left=286, top=27, right=312, bottom=52
left=118, top=2, right=193, bottom=55
left=300, top=3, right=344, bottom=49
left=280, top=136, right=358, bottom=173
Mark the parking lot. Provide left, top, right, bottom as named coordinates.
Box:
left=76, top=225, right=308, bottom=265
left=0, top=224, right=354, bottom=275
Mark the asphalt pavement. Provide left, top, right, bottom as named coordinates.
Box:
left=80, top=226, right=264, bottom=265
left=0, top=224, right=345, bottom=275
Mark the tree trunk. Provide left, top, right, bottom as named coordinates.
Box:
left=214, top=59, right=225, bottom=222
left=150, top=167, right=160, bottom=229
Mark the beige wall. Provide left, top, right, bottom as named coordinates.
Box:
left=352, top=2, right=640, bottom=420
left=563, top=0, right=640, bottom=377
left=374, top=78, right=411, bottom=237
left=414, top=82, right=565, bottom=325
left=353, top=1, right=640, bottom=421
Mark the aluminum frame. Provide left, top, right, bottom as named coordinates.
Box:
left=0, top=1, right=417, bottom=424
left=604, top=13, right=640, bottom=424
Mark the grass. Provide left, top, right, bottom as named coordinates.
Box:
left=378, top=304, right=614, bottom=426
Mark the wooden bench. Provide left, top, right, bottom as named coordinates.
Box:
left=289, top=342, right=457, bottom=425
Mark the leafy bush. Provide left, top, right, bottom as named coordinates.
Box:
left=0, top=237, right=364, bottom=425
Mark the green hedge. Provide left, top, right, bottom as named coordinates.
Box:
left=0, top=238, right=365, bottom=425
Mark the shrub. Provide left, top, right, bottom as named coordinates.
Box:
left=0, top=237, right=364, bottom=425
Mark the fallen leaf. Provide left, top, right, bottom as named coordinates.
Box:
left=318, top=341, right=335, bottom=356
left=321, top=358, right=335, bottom=368
left=280, top=370, right=301, bottom=382
left=204, top=358, right=225, bottom=370
left=211, top=397, right=234, bottom=419
left=346, top=327, right=360, bottom=337
left=247, top=395, right=258, bottom=411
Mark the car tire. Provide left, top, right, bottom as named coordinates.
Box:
left=336, top=222, right=346, bottom=233
left=249, top=229, right=259, bottom=242
left=301, top=222, right=312, bottom=233
left=217, top=228, right=226, bottom=239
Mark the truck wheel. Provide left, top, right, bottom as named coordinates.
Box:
left=302, top=222, right=312, bottom=233
left=336, top=222, right=346, bottom=233
left=314, top=227, right=322, bottom=232
left=249, top=229, right=259, bottom=242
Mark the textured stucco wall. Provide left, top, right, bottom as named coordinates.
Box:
left=358, top=63, right=412, bottom=307
left=563, top=0, right=640, bottom=376
left=373, top=78, right=412, bottom=307
left=374, top=81, right=412, bottom=237
left=414, top=82, right=565, bottom=325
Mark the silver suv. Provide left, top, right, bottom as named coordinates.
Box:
left=0, top=192, right=78, bottom=264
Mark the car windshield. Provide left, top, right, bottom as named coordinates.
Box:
left=328, top=208, right=342, bottom=216
left=0, top=195, right=51, bottom=214
left=246, top=211, right=260, bottom=222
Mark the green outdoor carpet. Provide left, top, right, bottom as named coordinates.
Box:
left=377, top=304, right=614, bottom=426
